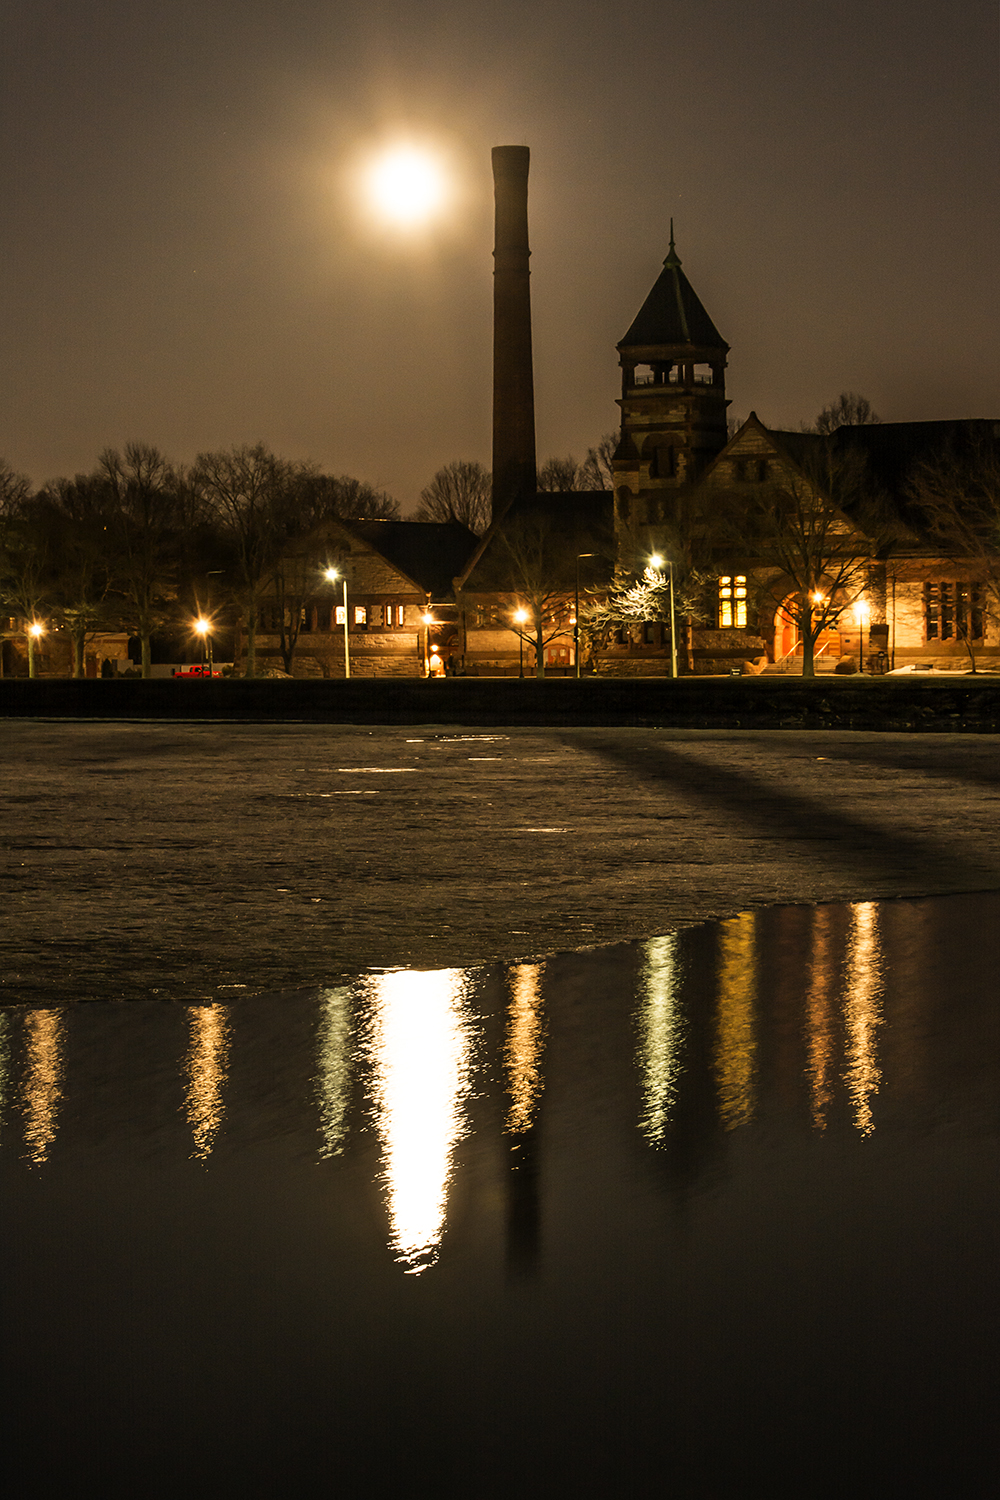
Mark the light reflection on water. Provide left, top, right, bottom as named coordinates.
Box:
left=1, top=892, right=998, bottom=1495
left=0, top=896, right=969, bottom=1183
left=714, top=910, right=757, bottom=1130
left=20, top=1008, right=64, bottom=1165
left=842, top=901, right=884, bottom=1135
left=505, top=962, right=545, bottom=1136
left=361, top=967, right=477, bottom=1274
left=638, top=934, right=683, bottom=1143
left=315, top=985, right=352, bottom=1158
left=184, top=1004, right=230, bottom=1160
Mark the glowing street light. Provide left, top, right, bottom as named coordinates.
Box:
left=325, top=567, right=350, bottom=679
left=650, top=553, right=678, bottom=679
left=193, top=616, right=214, bottom=675
left=26, top=620, right=44, bottom=678
left=420, top=609, right=436, bottom=677
left=513, top=607, right=528, bottom=678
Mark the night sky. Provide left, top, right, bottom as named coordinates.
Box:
left=3, top=1, right=998, bottom=509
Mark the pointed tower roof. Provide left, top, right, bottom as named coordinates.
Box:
left=619, top=225, right=728, bottom=351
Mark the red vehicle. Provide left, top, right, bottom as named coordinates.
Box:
left=171, top=665, right=221, bottom=678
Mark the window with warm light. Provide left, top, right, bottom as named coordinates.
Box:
left=354, top=605, right=367, bottom=628
left=335, top=605, right=346, bottom=626
left=718, top=575, right=747, bottom=628
left=924, top=581, right=983, bottom=641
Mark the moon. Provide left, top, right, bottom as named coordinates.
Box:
left=366, top=145, right=449, bottom=228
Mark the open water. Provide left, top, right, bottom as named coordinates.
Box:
left=2, top=892, right=998, bottom=1497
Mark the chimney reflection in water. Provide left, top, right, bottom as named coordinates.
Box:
left=363, top=969, right=476, bottom=1275
left=21, top=1009, right=64, bottom=1165
left=638, top=935, right=684, bottom=1145
left=184, top=1005, right=231, bottom=1160
left=715, top=913, right=758, bottom=1129
left=316, top=986, right=352, bottom=1158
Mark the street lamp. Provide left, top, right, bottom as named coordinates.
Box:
left=421, top=609, right=434, bottom=677
left=514, top=607, right=528, bottom=677
left=26, top=620, right=44, bottom=679
left=574, top=553, right=596, bottom=679
left=193, top=617, right=213, bottom=675
left=650, top=553, right=677, bottom=679
left=325, top=568, right=350, bottom=679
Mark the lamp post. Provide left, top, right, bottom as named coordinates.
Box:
left=574, top=553, right=595, bottom=679
left=856, top=598, right=870, bottom=672
left=193, top=617, right=213, bottom=675
left=421, top=609, right=436, bottom=677
left=650, top=553, right=677, bottom=679
left=514, top=607, right=528, bottom=677
left=325, top=568, right=350, bottom=679
left=26, top=621, right=44, bottom=679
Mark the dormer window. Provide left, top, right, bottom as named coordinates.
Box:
left=734, top=458, right=768, bottom=483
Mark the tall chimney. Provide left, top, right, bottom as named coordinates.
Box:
left=491, top=145, right=536, bottom=519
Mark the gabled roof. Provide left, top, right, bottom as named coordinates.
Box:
left=457, top=491, right=614, bottom=594
left=619, top=230, right=728, bottom=352
left=339, top=519, right=478, bottom=600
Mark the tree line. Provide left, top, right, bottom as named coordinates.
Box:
left=0, top=443, right=398, bottom=676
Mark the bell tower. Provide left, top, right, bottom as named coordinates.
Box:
left=613, top=228, right=729, bottom=563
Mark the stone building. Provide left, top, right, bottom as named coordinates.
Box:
left=241, top=518, right=477, bottom=678
left=455, top=491, right=613, bottom=675
left=607, top=235, right=1000, bottom=674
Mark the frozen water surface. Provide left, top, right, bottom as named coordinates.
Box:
left=2, top=892, right=998, bottom=1497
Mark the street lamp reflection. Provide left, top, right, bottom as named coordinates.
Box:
left=362, top=967, right=478, bottom=1274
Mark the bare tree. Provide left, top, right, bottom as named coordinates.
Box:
left=294, top=470, right=400, bottom=525
left=908, top=431, right=1000, bottom=670
left=578, top=432, right=618, bottom=490
left=0, top=459, right=30, bottom=511
left=36, top=475, right=115, bottom=676
left=493, top=511, right=609, bottom=677
left=805, top=392, right=882, bottom=435
left=716, top=440, right=887, bottom=677
left=537, top=456, right=582, bottom=492
left=101, top=443, right=183, bottom=677
left=0, top=471, right=51, bottom=676
left=415, top=461, right=492, bottom=533
left=191, top=444, right=293, bottom=678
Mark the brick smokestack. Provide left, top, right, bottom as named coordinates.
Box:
left=491, top=145, right=536, bottom=519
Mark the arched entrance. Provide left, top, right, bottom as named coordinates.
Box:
left=771, top=595, right=844, bottom=667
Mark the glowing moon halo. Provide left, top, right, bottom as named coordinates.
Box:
left=366, top=146, right=448, bottom=227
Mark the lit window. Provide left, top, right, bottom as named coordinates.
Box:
left=719, top=575, right=747, bottom=628
left=335, top=605, right=346, bottom=626
left=925, top=581, right=984, bottom=641
left=354, top=606, right=367, bottom=627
